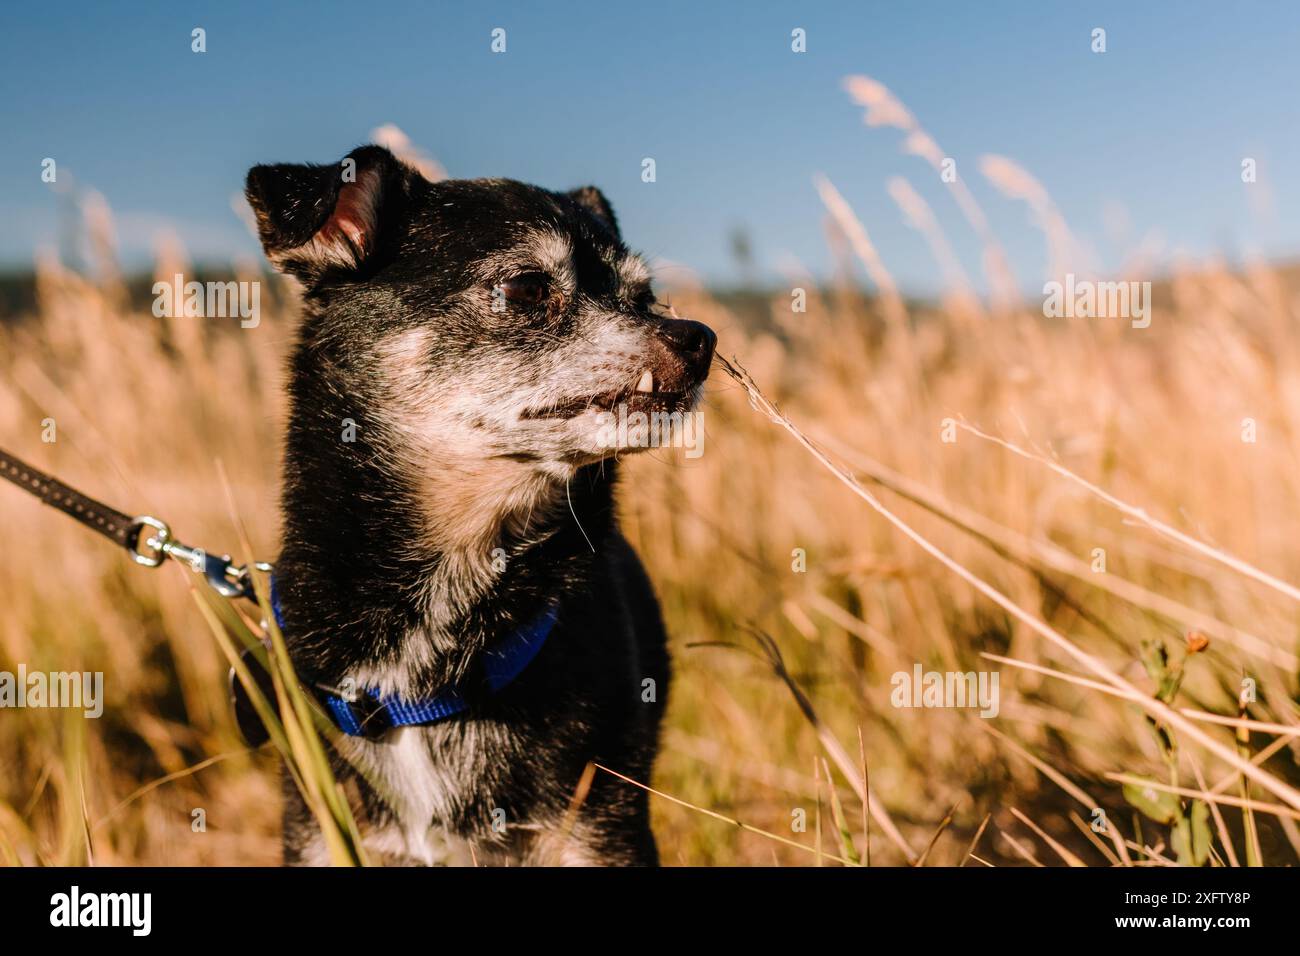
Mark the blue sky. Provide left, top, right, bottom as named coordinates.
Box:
left=2, top=1, right=1298, bottom=294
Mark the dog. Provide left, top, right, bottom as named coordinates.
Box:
left=243, top=145, right=715, bottom=865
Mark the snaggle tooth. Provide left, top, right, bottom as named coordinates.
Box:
left=635, top=370, right=654, bottom=393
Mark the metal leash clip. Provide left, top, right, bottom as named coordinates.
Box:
left=126, top=515, right=271, bottom=601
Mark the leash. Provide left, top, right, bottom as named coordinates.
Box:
left=0, top=446, right=558, bottom=742
left=0, top=447, right=266, bottom=599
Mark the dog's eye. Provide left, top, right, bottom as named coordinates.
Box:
left=497, top=273, right=550, bottom=308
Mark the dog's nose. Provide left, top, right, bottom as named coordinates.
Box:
left=655, top=318, right=716, bottom=368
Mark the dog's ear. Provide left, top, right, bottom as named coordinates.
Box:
left=245, top=145, right=408, bottom=282
left=568, top=186, right=620, bottom=241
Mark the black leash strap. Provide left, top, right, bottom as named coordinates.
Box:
left=1, top=444, right=284, bottom=747
left=0, top=445, right=263, bottom=595
left=0, top=446, right=137, bottom=550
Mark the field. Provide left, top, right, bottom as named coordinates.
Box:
left=2, top=96, right=1300, bottom=867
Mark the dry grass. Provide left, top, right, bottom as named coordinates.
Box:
left=3, top=97, right=1300, bottom=866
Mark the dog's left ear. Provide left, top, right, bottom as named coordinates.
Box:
left=245, top=144, right=409, bottom=283
left=568, top=186, right=620, bottom=241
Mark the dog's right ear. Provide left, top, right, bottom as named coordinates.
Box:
left=244, top=145, right=408, bottom=282
left=568, top=185, right=621, bottom=241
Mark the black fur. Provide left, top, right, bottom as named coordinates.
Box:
left=246, top=145, right=714, bottom=865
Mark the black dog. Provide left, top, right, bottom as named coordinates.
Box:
left=244, top=145, right=715, bottom=865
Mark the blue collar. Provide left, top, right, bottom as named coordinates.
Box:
left=270, top=575, right=559, bottom=739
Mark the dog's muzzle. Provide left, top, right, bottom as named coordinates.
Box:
left=521, top=315, right=716, bottom=421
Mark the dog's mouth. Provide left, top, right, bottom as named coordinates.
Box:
left=522, top=368, right=696, bottom=420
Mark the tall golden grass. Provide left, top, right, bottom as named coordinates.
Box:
left=2, top=95, right=1299, bottom=866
